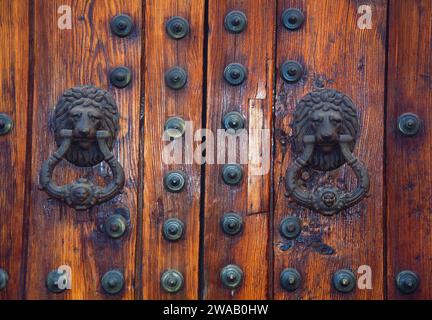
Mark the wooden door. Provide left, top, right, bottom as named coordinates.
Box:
left=0, top=0, right=431, bottom=300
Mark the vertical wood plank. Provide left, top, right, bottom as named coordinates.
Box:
left=26, top=0, right=141, bottom=299
left=203, top=0, right=275, bottom=299
left=387, top=0, right=432, bottom=300
left=142, top=0, right=204, bottom=299
left=273, top=0, right=386, bottom=299
left=0, top=0, right=29, bottom=300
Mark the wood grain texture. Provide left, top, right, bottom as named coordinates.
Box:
left=387, top=0, right=432, bottom=300
left=273, top=0, right=386, bottom=299
left=25, top=0, right=141, bottom=299
left=142, top=0, right=204, bottom=299
left=203, top=0, right=275, bottom=300
left=0, top=0, right=29, bottom=300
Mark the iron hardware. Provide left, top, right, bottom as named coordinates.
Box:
left=101, top=270, right=124, bottom=295
left=164, top=116, right=186, bottom=139
left=165, top=67, right=188, bottom=90
left=161, top=270, right=184, bottom=293
left=280, top=268, right=301, bottom=292
left=224, top=10, right=247, bottom=34
left=39, top=86, right=125, bottom=210
left=163, top=218, right=185, bottom=241
left=222, top=111, right=245, bottom=132
left=398, top=113, right=421, bottom=137
left=166, top=16, right=189, bottom=40
left=396, top=270, right=420, bottom=294
left=164, top=170, right=187, bottom=193
left=221, top=212, right=243, bottom=236
left=0, top=268, right=8, bottom=290
left=104, top=208, right=128, bottom=239
left=279, top=216, right=301, bottom=240
left=222, top=164, right=243, bottom=186
left=280, top=60, right=303, bottom=83
left=281, top=8, right=305, bottom=31
left=223, top=63, right=247, bottom=86
left=220, top=264, right=243, bottom=289
left=285, top=89, right=369, bottom=215
left=0, top=113, right=13, bottom=136
left=332, top=269, right=356, bottom=293
left=110, top=14, right=134, bottom=37
left=110, top=66, right=132, bottom=88
left=46, top=269, right=67, bottom=293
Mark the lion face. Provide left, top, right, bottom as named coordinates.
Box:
left=68, top=105, right=103, bottom=150
left=310, top=105, right=343, bottom=153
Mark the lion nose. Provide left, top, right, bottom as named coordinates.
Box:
left=321, top=132, right=333, bottom=141
left=78, top=128, right=90, bottom=136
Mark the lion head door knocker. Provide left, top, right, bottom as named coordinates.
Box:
left=285, top=89, right=369, bottom=215
left=39, top=85, right=125, bottom=210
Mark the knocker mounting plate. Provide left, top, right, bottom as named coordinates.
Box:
left=285, top=89, right=369, bottom=215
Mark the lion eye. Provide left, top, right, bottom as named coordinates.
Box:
left=89, top=114, right=100, bottom=121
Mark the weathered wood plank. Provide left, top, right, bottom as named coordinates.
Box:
left=0, top=0, right=30, bottom=300
left=203, top=0, right=275, bottom=299
left=273, top=0, right=386, bottom=299
left=142, top=0, right=204, bottom=299
left=387, top=0, right=432, bottom=300
left=26, top=0, right=141, bottom=299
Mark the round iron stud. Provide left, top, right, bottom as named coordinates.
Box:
left=221, top=212, right=243, bottom=236
left=164, top=117, right=186, bottom=139
left=223, top=63, right=247, bottom=86
left=165, top=67, right=188, bottom=90
left=164, top=170, right=187, bottom=193
left=396, top=270, right=420, bottom=295
left=281, top=8, right=305, bottom=31
left=110, top=14, right=134, bottom=37
left=0, top=113, right=13, bottom=136
left=398, top=113, right=421, bottom=137
left=332, top=269, right=356, bottom=293
left=224, top=10, right=247, bottom=34
left=101, top=270, right=124, bottom=295
left=222, top=164, right=243, bottom=186
left=280, top=268, right=302, bottom=292
left=110, top=66, right=132, bottom=88
left=220, top=264, right=243, bottom=289
left=163, top=218, right=185, bottom=242
left=46, top=270, right=67, bottom=294
left=280, top=60, right=303, bottom=83
left=161, top=270, right=184, bottom=293
left=279, top=216, right=302, bottom=240
left=0, top=269, right=8, bottom=291
left=222, top=111, right=245, bottom=132
left=166, top=16, right=190, bottom=40
left=104, top=214, right=127, bottom=239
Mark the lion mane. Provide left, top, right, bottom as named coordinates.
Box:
left=54, top=85, right=120, bottom=167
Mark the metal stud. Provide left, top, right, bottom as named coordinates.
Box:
left=0, top=113, right=13, bottom=136
left=166, top=16, right=190, bottom=40
left=110, top=14, right=134, bottom=37
left=396, top=270, right=420, bottom=294
left=222, top=111, right=245, bottom=132
left=46, top=269, right=67, bottom=294
left=279, top=216, right=302, bottom=240
left=280, top=268, right=302, bottom=292
left=163, top=218, right=185, bottom=242
left=223, top=63, right=247, bottom=86
left=0, top=268, right=8, bottom=291
left=398, top=113, right=421, bottom=137
left=110, top=66, right=132, bottom=88
left=221, top=212, right=243, bottom=236
left=101, top=270, right=124, bottom=295
left=280, top=60, right=303, bottom=83
left=164, top=170, right=187, bottom=193
left=164, top=117, right=186, bottom=139
left=161, top=270, right=184, bottom=293
left=220, top=264, right=243, bottom=289
left=332, top=269, right=356, bottom=293
left=165, top=67, right=188, bottom=90
left=222, top=164, right=243, bottom=186
left=281, top=8, right=305, bottom=31
left=224, top=10, right=247, bottom=34
left=104, top=213, right=128, bottom=239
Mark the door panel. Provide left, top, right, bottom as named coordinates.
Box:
left=273, top=0, right=386, bottom=299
